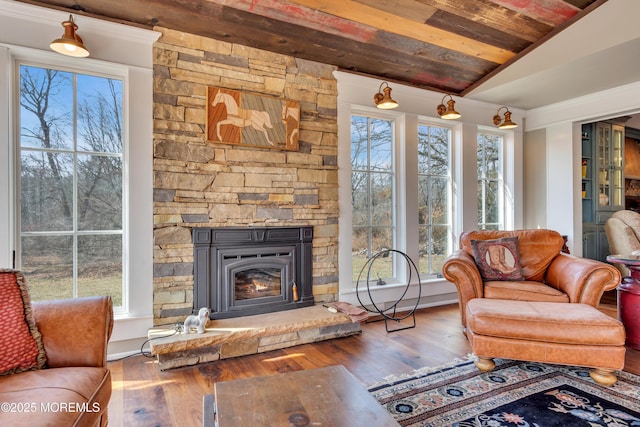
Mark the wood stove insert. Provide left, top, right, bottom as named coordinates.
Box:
left=193, top=226, right=314, bottom=319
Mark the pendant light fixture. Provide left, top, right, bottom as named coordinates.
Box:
left=436, top=94, right=461, bottom=120
left=50, top=15, right=90, bottom=58
left=373, top=82, right=398, bottom=109
left=493, top=107, right=518, bottom=129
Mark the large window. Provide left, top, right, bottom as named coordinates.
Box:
left=349, top=113, right=454, bottom=285
left=477, top=132, right=504, bottom=230
left=418, top=124, right=451, bottom=277
left=17, top=64, right=124, bottom=306
left=350, top=115, right=394, bottom=283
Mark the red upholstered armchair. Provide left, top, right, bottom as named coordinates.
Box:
left=441, top=229, right=621, bottom=329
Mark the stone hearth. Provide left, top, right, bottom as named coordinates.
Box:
left=148, top=305, right=362, bottom=370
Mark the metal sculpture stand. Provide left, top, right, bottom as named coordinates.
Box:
left=355, top=249, right=421, bottom=333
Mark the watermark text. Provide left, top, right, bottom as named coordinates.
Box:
left=0, top=402, right=101, bottom=413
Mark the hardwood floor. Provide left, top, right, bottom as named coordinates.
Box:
left=107, top=303, right=640, bottom=427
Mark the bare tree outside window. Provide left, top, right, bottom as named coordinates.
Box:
left=351, top=115, right=394, bottom=283
left=18, top=64, right=123, bottom=305
left=478, top=133, right=503, bottom=230
left=417, top=124, right=452, bottom=277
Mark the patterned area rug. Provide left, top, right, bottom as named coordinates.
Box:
left=368, top=358, right=640, bottom=426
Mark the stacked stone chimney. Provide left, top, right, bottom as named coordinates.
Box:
left=152, top=27, right=339, bottom=326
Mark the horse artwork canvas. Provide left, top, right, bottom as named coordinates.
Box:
left=206, top=87, right=300, bottom=151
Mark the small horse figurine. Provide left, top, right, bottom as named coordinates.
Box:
left=212, top=91, right=275, bottom=145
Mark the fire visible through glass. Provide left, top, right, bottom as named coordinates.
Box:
left=235, top=268, right=282, bottom=300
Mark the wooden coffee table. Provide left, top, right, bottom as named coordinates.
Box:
left=203, top=365, right=399, bottom=426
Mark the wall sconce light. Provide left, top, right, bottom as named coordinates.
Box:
left=373, top=82, right=398, bottom=109
left=436, top=94, right=461, bottom=120
left=50, top=15, right=90, bottom=58
left=493, top=107, right=518, bottom=129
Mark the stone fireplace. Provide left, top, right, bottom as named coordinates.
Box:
left=193, top=226, right=314, bottom=319
left=151, top=28, right=339, bottom=326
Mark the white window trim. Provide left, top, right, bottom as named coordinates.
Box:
left=0, top=0, right=159, bottom=348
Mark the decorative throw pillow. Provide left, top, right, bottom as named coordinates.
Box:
left=471, top=237, right=525, bottom=281
left=0, top=269, right=47, bottom=375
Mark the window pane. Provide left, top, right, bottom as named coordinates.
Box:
left=419, top=126, right=450, bottom=175
left=477, top=181, right=484, bottom=224
left=352, top=227, right=368, bottom=281
left=371, top=172, right=392, bottom=226
left=418, top=225, right=448, bottom=275
left=369, top=119, right=392, bottom=172
left=418, top=128, right=430, bottom=174
left=371, top=227, right=393, bottom=255
left=78, top=154, right=122, bottom=230
left=78, top=234, right=122, bottom=305
left=21, top=235, right=73, bottom=300
left=485, top=181, right=500, bottom=223
left=351, top=116, right=368, bottom=170
left=77, top=75, right=123, bottom=153
left=431, top=225, right=448, bottom=274
left=419, top=176, right=447, bottom=225
left=351, top=171, right=368, bottom=226
left=418, top=176, right=428, bottom=225
left=428, top=129, right=450, bottom=175
left=368, top=227, right=393, bottom=282
left=20, top=151, right=73, bottom=232
left=19, top=66, right=73, bottom=150
left=351, top=227, right=393, bottom=283
left=430, top=177, right=448, bottom=224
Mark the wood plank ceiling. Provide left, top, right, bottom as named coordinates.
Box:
left=18, top=0, right=606, bottom=96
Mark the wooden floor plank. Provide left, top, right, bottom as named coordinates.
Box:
left=107, top=353, right=124, bottom=427
left=108, top=303, right=640, bottom=427
left=122, top=355, right=174, bottom=426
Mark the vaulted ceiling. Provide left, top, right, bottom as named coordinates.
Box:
left=17, top=0, right=606, bottom=100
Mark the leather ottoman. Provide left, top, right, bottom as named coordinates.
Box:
left=465, top=299, right=626, bottom=386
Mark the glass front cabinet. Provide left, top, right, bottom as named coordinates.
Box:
left=596, top=122, right=625, bottom=210
left=582, top=122, right=625, bottom=262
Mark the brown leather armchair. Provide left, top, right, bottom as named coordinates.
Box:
left=442, top=229, right=621, bottom=329
left=0, top=295, right=113, bottom=427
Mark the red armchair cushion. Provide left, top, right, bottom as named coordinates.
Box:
left=470, top=237, right=525, bottom=281
left=0, top=270, right=47, bottom=375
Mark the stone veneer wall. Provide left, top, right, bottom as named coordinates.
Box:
left=152, top=28, right=339, bottom=326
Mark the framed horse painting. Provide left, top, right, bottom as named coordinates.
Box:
left=206, top=87, right=300, bottom=151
